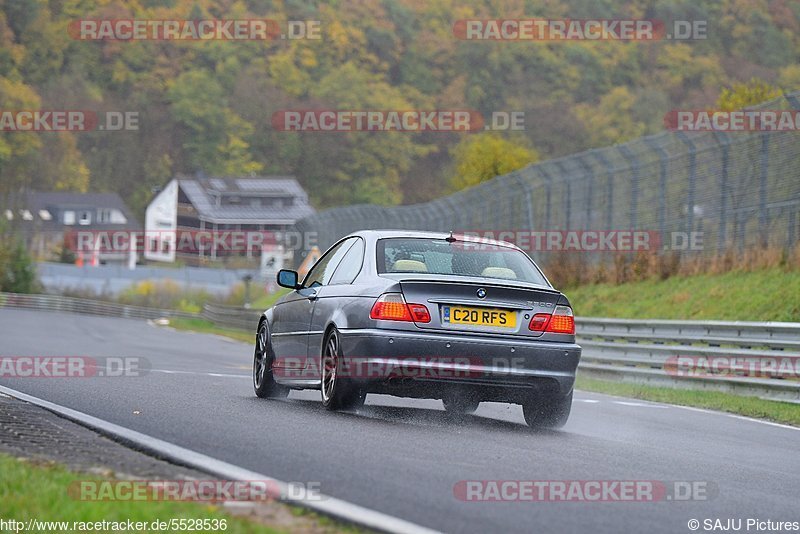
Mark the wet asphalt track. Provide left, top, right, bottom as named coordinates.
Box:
left=1, top=308, right=798, bottom=534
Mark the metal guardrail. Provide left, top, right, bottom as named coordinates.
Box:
left=0, top=291, right=260, bottom=331
left=200, top=303, right=261, bottom=332
left=0, top=292, right=198, bottom=321
left=576, top=318, right=800, bottom=402
left=2, top=291, right=798, bottom=401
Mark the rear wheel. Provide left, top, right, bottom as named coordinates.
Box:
left=321, top=328, right=365, bottom=411
left=253, top=321, right=288, bottom=399
left=442, top=394, right=480, bottom=415
left=522, top=390, right=573, bottom=429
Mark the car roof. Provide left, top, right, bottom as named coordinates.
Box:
left=346, top=229, right=523, bottom=251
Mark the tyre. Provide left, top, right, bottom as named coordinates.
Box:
left=253, top=321, right=289, bottom=399
left=522, top=390, right=573, bottom=429
left=442, top=394, right=480, bottom=415
left=321, top=327, right=366, bottom=411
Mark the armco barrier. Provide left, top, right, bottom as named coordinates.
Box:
left=0, top=292, right=197, bottom=321
left=200, top=302, right=261, bottom=331
left=576, top=317, right=800, bottom=402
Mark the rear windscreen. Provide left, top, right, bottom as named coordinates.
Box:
left=377, top=238, right=549, bottom=285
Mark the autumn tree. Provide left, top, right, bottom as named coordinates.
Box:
left=450, top=133, right=537, bottom=191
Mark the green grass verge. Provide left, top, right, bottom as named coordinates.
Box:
left=167, top=317, right=253, bottom=343
left=0, top=454, right=284, bottom=533
left=576, top=376, right=800, bottom=426
left=164, top=290, right=288, bottom=343
left=566, top=268, right=800, bottom=321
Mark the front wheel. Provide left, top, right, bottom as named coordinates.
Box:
left=321, top=328, right=365, bottom=411
left=522, top=390, right=573, bottom=429
left=253, top=321, right=288, bottom=399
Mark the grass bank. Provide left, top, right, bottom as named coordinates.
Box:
left=0, top=454, right=284, bottom=533
left=566, top=268, right=800, bottom=322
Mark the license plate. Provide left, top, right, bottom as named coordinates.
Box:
left=442, top=306, right=516, bottom=328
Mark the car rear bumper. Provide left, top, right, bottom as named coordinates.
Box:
left=338, top=327, right=581, bottom=399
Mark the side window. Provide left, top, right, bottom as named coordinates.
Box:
left=303, top=238, right=356, bottom=288
left=329, top=238, right=364, bottom=285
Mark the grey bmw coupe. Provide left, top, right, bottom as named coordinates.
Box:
left=253, top=230, right=581, bottom=429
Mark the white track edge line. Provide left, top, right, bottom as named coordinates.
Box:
left=577, top=389, right=800, bottom=431
left=0, top=384, right=440, bottom=534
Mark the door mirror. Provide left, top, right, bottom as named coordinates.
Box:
left=277, top=269, right=301, bottom=289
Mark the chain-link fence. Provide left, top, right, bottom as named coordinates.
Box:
left=293, top=92, right=800, bottom=265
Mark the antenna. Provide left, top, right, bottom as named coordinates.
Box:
left=445, top=230, right=457, bottom=243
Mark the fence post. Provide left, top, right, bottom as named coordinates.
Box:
left=444, top=196, right=460, bottom=232
left=539, top=165, right=553, bottom=230
left=433, top=199, right=450, bottom=233
left=676, top=132, right=697, bottom=235
left=555, top=162, right=571, bottom=230
left=759, top=133, right=769, bottom=248
left=576, top=156, right=595, bottom=230
left=539, top=165, right=554, bottom=229
left=515, top=172, right=535, bottom=231
left=644, top=137, right=668, bottom=242
left=618, top=145, right=640, bottom=230
left=591, top=149, right=615, bottom=230
left=786, top=94, right=800, bottom=251
left=711, top=132, right=731, bottom=253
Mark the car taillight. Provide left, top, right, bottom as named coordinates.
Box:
left=528, top=314, right=550, bottom=331
left=370, top=293, right=431, bottom=323
left=548, top=305, right=575, bottom=334
left=528, top=305, right=575, bottom=334
left=407, top=303, right=431, bottom=323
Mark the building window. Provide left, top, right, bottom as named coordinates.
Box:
left=109, top=209, right=127, bottom=224
left=63, top=211, right=75, bottom=225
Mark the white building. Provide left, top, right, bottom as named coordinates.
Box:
left=144, top=174, right=314, bottom=268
